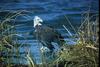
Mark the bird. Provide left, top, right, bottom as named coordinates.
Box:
left=33, top=16, right=65, bottom=53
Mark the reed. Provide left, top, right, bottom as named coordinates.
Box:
left=0, top=10, right=99, bottom=67
left=48, top=12, right=99, bottom=67
left=0, top=10, right=35, bottom=67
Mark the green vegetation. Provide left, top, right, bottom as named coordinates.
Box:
left=0, top=11, right=31, bottom=67
left=0, top=11, right=99, bottom=67
left=48, top=12, right=99, bottom=67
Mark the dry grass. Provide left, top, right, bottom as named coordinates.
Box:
left=0, top=10, right=99, bottom=67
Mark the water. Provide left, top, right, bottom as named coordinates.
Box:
left=0, top=0, right=99, bottom=64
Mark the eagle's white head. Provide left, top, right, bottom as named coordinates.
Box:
left=33, top=16, right=43, bottom=28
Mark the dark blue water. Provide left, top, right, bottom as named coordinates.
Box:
left=0, top=0, right=99, bottom=64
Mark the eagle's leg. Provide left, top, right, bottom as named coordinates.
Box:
left=47, top=43, right=55, bottom=53
left=42, top=41, right=55, bottom=52
left=40, top=41, right=54, bottom=52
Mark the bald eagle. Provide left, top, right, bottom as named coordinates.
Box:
left=33, top=16, right=65, bottom=53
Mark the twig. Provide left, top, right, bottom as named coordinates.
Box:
left=63, top=25, right=72, bottom=37
left=26, top=50, right=35, bottom=67
left=86, top=45, right=98, bottom=50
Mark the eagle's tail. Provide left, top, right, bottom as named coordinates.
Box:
left=54, top=31, right=66, bottom=47
left=58, top=35, right=66, bottom=46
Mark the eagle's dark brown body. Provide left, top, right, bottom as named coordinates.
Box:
left=35, top=25, right=65, bottom=52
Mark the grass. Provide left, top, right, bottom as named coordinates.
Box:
left=0, top=10, right=33, bottom=67
left=48, top=12, right=99, bottom=67
left=0, top=10, right=99, bottom=67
